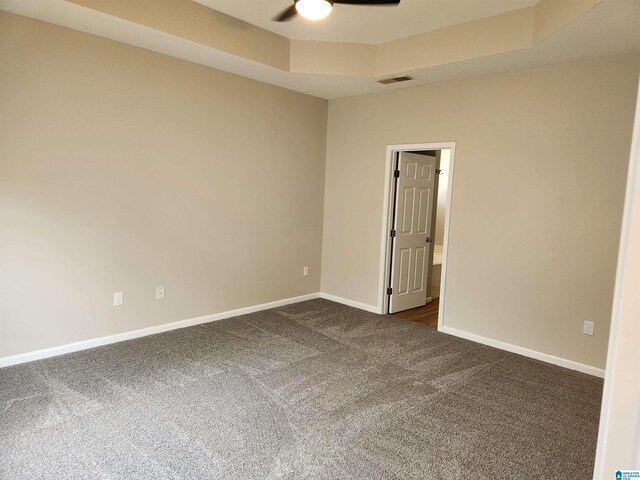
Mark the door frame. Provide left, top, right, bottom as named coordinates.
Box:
left=377, top=142, right=457, bottom=331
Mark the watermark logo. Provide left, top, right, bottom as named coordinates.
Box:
left=616, top=471, right=640, bottom=480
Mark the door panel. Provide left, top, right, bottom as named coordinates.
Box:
left=417, top=188, right=430, bottom=233
left=413, top=246, right=426, bottom=291
left=401, top=187, right=414, bottom=233
left=389, top=152, right=437, bottom=313
left=398, top=248, right=411, bottom=294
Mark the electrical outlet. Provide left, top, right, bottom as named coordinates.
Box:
left=113, top=291, right=124, bottom=307
left=156, top=286, right=165, bottom=300
left=303, top=266, right=309, bottom=277
left=583, top=321, right=594, bottom=336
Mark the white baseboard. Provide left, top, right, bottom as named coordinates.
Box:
left=0, top=292, right=321, bottom=369
left=1, top=292, right=605, bottom=379
left=321, top=295, right=604, bottom=378
left=440, top=325, right=605, bottom=378
left=318, top=292, right=380, bottom=314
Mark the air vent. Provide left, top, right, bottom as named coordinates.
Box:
left=377, top=75, right=414, bottom=85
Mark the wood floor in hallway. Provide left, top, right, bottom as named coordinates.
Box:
left=392, top=299, right=439, bottom=328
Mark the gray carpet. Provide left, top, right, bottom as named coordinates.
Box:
left=0, top=299, right=602, bottom=479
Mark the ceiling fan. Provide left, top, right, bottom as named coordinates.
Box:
left=273, top=0, right=401, bottom=22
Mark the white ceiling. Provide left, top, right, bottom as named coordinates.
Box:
left=194, top=0, right=538, bottom=44
left=1, top=0, right=638, bottom=99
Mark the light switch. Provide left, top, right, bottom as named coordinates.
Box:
left=113, top=291, right=124, bottom=307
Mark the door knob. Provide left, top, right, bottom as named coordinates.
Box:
left=426, top=237, right=432, bottom=243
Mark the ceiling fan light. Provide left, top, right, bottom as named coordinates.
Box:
left=295, top=0, right=333, bottom=21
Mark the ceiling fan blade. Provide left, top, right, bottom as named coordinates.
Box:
left=334, top=0, right=400, bottom=4
left=273, top=4, right=297, bottom=22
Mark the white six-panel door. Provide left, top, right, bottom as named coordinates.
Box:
left=389, top=152, right=437, bottom=313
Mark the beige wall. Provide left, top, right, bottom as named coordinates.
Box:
left=0, top=12, right=328, bottom=357
left=1, top=10, right=638, bottom=372
left=321, top=54, right=639, bottom=369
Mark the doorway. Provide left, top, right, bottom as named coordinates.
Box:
left=378, top=142, right=455, bottom=331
